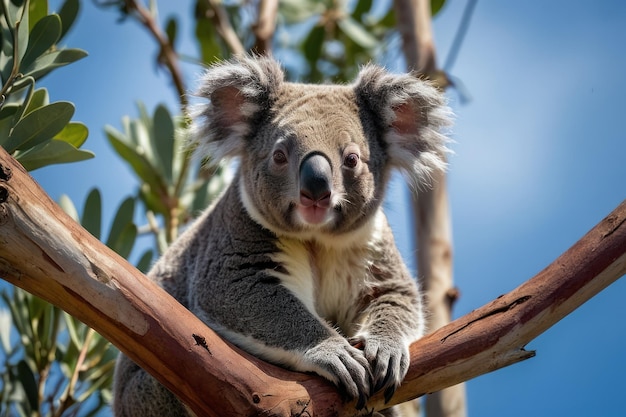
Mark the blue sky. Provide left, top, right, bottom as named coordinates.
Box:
left=28, top=1, right=626, bottom=416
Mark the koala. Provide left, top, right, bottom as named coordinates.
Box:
left=113, top=56, right=450, bottom=417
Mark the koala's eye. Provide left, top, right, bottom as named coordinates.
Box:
left=343, top=153, right=359, bottom=168
left=273, top=150, right=288, bottom=165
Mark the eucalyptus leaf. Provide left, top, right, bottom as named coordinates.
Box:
left=106, top=197, right=136, bottom=257
left=82, top=188, right=102, bottom=240
left=5, top=101, right=74, bottom=153
left=336, top=16, right=378, bottom=50
left=20, top=14, right=62, bottom=72
left=194, top=16, right=222, bottom=65
left=304, top=24, right=325, bottom=64
left=16, top=2, right=29, bottom=65
left=59, top=194, right=79, bottom=221
left=108, top=223, right=137, bottom=259
left=16, top=139, right=94, bottom=171
left=106, top=125, right=166, bottom=196
left=54, top=121, right=89, bottom=147
left=16, top=360, right=38, bottom=412
left=135, top=249, right=154, bottom=273
left=58, top=0, right=79, bottom=40
left=0, top=306, right=13, bottom=353
left=28, top=0, right=48, bottom=30
left=20, top=47, right=87, bottom=80
left=0, top=103, right=19, bottom=142
left=153, top=104, right=175, bottom=183
left=352, top=0, right=373, bottom=21
left=23, top=87, right=49, bottom=116
left=432, top=0, right=447, bottom=16
left=165, top=16, right=177, bottom=47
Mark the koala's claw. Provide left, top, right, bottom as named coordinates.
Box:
left=350, top=334, right=410, bottom=401
left=303, top=336, right=371, bottom=407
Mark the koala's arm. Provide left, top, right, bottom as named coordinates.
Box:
left=350, top=220, right=425, bottom=402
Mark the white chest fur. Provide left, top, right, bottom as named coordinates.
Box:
left=268, top=211, right=385, bottom=335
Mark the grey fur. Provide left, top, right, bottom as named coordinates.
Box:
left=114, top=56, right=451, bottom=417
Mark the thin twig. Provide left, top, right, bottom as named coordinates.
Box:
left=122, top=0, right=188, bottom=112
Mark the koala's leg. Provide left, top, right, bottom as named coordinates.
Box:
left=113, top=353, right=190, bottom=417
left=349, top=232, right=426, bottom=403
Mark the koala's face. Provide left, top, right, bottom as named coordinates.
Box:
left=194, top=57, right=450, bottom=241
left=239, top=84, right=388, bottom=238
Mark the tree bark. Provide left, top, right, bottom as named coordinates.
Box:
left=0, top=145, right=625, bottom=416
left=393, top=0, right=465, bottom=415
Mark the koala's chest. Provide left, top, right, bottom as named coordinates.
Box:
left=272, top=240, right=371, bottom=334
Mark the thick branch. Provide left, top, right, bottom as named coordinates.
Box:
left=0, top=146, right=625, bottom=416
left=394, top=0, right=462, bottom=415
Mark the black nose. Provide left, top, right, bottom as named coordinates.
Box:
left=299, top=153, right=332, bottom=207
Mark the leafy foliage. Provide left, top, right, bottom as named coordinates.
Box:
left=0, top=188, right=151, bottom=416
left=0, top=0, right=91, bottom=170
left=105, top=102, right=228, bottom=251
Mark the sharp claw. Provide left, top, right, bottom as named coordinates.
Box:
left=355, top=392, right=368, bottom=410
left=384, top=384, right=396, bottom=404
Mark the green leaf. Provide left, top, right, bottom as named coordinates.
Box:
left=0, top=305, right=14, bottom=353
left=135, top=249, right=154, bottom=273
left=16, top=139, right=94, bottom=171
left=304, top=24, right=325, bottom=64
left=59, top=194, right=79, bottom=221
left=54, top=121, right=89, bottom=147
left=106, top=197, right=136, bottom=255
left=16, top=360, right=38, bottom=412
left=20, top=14, right=62, bottom=73
left=194, top=9, right=222, bottom=65
left=82, top=188, right=102, bottom=239
left=153, top=104, right=175, bottom=183
left=28, top=0, right=48, bottom=30
left=20, top=47, right=87, bottom=80
left=352, top=0, right=373, bottom=22
left=431, top=0, right=447, bottom=16
left=63, top=312, right=82, bottom=350
left=23, top=87, right=49, bottom=115
left=0, top=103, right=20, bottom=141
left=16, top=2, right=30, bottom=65
left=5, top=101, right=74, bottom=153
left=108, top=223, right=137, bottom=259
left=336, top=16, right=378, bottom=50
left=58, top=0, right=79, bottom=40
left=105, top=125, right=166, bottom=197
left=165, top=16, right=177, bottom=47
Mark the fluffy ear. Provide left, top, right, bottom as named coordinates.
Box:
left=190, top=56, right=284, bottom=162
left=353, top=65, right=452, bottom=188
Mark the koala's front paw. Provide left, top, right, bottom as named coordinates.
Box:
left=303, top=336, right=372, bottom=409
left=349, top=334, right=410, bottom=403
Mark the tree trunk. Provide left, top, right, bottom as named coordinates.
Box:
left=1, top=148, right=625, bottom=415
left=394, top=0, right=466, bottom=415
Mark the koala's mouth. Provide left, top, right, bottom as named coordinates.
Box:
left=296, top=193, right=333, bottom=226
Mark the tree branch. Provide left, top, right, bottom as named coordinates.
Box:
left=0, top=146, right=624, bottom=415
left=252, top=0, right=278, bottom=55
left=393, top=0, right=462, bottom=415
left=200, top=0, right=245, bottom=56
left=122, top=0, right=188, bottom=111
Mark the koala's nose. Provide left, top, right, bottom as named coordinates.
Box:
left=299, top=153, right=332, bottom=208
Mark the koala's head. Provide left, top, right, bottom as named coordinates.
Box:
left=192, top=56, right=450, bottom=241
